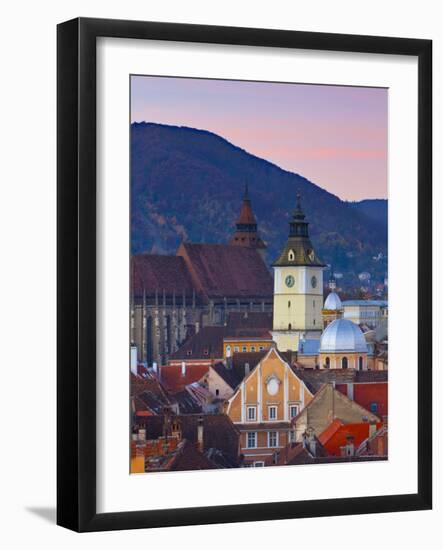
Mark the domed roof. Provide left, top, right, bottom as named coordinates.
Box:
left=320, top=319, right=368, bottom=353
left=324, top=291, right=342, bottom=311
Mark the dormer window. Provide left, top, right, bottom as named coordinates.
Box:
left=203, top=349, right=209, bottom=356
left=186, top=350, right=192, bottom=356
left=288, top=249, right=295, bottom=261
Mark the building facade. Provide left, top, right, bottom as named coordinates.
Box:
left=226, top=347, right=313, bottom=466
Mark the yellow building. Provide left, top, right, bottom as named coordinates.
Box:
left=271, top=194, right=325, bottom=352
left=223, top=336, right=273, bottom=358
left=226, top=347, right=313, bottom=466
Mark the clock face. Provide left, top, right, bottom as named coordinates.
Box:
left=285, top=275, right=295, bottom=288
left=311, top=276, right=317, bottom=288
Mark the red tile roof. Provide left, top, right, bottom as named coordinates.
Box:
left=335, top=382, right=388, bottom=417
left=317, top=418, right=344, bottom=445
left=159, top=364, right=209, bottom=393
left=169, top=326, right=226, bottom=362
left=135, top=413, right=240, bottom=461
left=131, top=254, right=196, bottom=298
left=319, top=421, right=383, bottom=457
left=178, top=242, right=273, bottom=300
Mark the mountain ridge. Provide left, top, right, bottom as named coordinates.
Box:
left=131, top=122, right=387, bottom=287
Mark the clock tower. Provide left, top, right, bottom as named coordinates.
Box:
left=271, top=193, right=325, bottom=352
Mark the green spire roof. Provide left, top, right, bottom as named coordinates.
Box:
left=273, top=193, right=325, bottom=268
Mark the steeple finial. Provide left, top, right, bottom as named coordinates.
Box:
left=328, top=266, right=337, bottom=290
left=244, top=182, right=250, bottom=201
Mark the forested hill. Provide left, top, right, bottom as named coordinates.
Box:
left=131, top=122, right=387, bottom=286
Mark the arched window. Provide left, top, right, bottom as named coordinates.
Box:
left=342, top=357, right=348, bottom=369
left=358, top=356, right=363, bottom=370
left=325, top=357, right=330, bottom=369
left=288, top=323, right=292, bottom=330
left=288, top=300, right=291, bottom=308
left=288, top=249, right=295, bottom=261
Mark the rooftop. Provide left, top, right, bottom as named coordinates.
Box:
left=158, top=363, right=209, bottom=393
left=178, top=242, right=273, bottom=300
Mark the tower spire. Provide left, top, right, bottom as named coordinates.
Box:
left=244, top=181, right=250, bottom=201
left=328, top=266, right=337, bottom=291
left=273, top=191, right=325, bottom=267
left=229, top=184, right=266, bottom=257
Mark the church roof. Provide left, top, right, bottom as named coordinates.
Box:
left=132, top=254, right=195, bottom=298
left=178, top=242, right=273, bottom=300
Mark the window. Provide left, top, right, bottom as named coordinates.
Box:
left=259, top=346, right=264, bottom=351
left=325, top=357, right=330, bottom=369
left=358, top=356, right=363, bottom=370
left=288, top=300, right=291, bottom=308
left=370, top=402, right=378, bottom=413
left=203, top=349, right=209, bottom=356
left=288, top=249, right=295, bottom=261
left=288, top=323, right=292, bottom=330
left=268, top=431, right=278, bottom=448
left=247, top=406, right=257, bottom=421
left=290, top=404, right=299, bottom=418
left=234, top=346, right=239, bottom=353
left=251, top=346, right=256, bottom=352
left=242, top=346, right=247, bottom=352
left=254, top=461, right=265, bottom=467
left=342, top=356, right=348, bottom=369
left=268, top=405, right=277, bottom=420
left=247, top=432, right=257, bottom=448
left=289, top=430, right=296, bottom=443
left=313, top=319, right=316, bottom=326
left=215, top=389, right=219, bottom=396
left=186, top=350, right=192, bottom=356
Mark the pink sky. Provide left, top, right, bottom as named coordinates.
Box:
left=131, top=76, right=387, bottom=201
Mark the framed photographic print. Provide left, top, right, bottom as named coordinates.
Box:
left=57, top=17, right=432, bottom=532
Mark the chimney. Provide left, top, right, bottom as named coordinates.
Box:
left=369, top=421, right=378, bottom=438
left=342, top=435, right=355, bottom=457
left=181, top=361, right=186, bottom=377
left=171, top=418, right=182, bottom=441
left=347, top=382, right=354, bottom=401
left=244, top=362, right=250, bottom=376
left=197, top=416, right=204, bottom=453
left=303, top=427, right=317, bottom=456
left=130, top=345, right=138, bottom=376
left=163, top=406, right=172, bottom=438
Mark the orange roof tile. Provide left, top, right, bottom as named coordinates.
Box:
left=319, top=422, right=383, bottom=457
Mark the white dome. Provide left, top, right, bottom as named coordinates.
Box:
left=320, top=319, right=368, bottom=353
left=324, top=291, right=342, bottom=310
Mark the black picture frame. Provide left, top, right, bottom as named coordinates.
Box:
left=57, top=17, right=432, bottom=532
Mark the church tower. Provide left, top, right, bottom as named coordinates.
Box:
left=230, top=184, right=266, bottom=258
left=271, top=193, right=325, bottom=352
